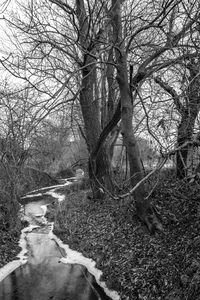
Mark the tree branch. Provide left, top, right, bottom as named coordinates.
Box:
left=154, top=76, right=185, bottom=114
left=49, top=0, right=75, bottom=14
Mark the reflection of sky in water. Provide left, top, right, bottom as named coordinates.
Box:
left=0, top=257, right=112, bottom=299
left=0, top=230, right=112, bottom=299
left=0, top=184, right=119, bottom=300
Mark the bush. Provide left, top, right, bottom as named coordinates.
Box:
left=0, top=163, right=21, bottom=231
left=0, top=162, right=58, bottom=230
left=56, top=168, right=75, bottom=179
left=0, top=191, right=21, bottom=231
left=18, top=167, right=59, bottom=194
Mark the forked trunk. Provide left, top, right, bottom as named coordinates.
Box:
left=111, top=0, right=162, bottom=233
left=80, top=67, right=113, bottom=199
left=76, top=0, right=113, bottom=199
left=117, top=60, right=159, bottom=232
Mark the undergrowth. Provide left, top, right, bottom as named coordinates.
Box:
left=0, top=163, right=23, bottom=267
left=47, top=169, right=200, bottom=300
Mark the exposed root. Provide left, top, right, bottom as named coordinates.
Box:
left=137, top=205, right=164, bottom=234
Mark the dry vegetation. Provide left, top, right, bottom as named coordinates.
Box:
left=1, top=165, right=200, bottom=299
left=46, top=170, right=200, bottom=300
left=0, top=163, right=59, bottom=267
left=0, top=173, right=23, bottom=268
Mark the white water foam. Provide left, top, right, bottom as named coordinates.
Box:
left=0, top=261, right=22, bottom=282
left=0, top=183, right=120, bottom=299
left=17, top=225, right=40, bottom=261
left=46, top=189, right=65, bottom=202
left=0, top=224, right=39, bottom=282
left=48, top=190, right=120, bottom=300
left=49, top=230, right=120, bottom=300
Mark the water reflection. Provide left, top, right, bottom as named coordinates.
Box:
left=0, top=258, right=112, bottom=299
left=0, top=184, right=117, bottom=300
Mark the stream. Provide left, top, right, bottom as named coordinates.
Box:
left=0, top=181, right=120, bottom=300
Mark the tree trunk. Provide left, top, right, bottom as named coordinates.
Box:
left=106, top=41, right=119, bottom=163
left=176, top=58, right=200, bottom=179
left=76, top=0, right=113, bottom=199
left=154, top=63, right=200, bottom=179
left=176, top=112, right=197, bottom=179
left=80, top=61, right=112, bottom=198
left=117, top=58, right=157, bottom=232
left=111, top=0, right=161, bottom=233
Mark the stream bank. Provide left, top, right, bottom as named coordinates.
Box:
left=52, top=178, right=200, bottom=300
left=0, top=183, right=120, bottom=300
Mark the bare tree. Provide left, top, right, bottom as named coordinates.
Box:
left=154, top=57, right=200, bottom=178
left=1, top=0, right=200, bottom=231
left=98, top=0, right=200, bottom=231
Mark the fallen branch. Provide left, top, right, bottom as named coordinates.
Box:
left=118, top=157, right=167, bottom=199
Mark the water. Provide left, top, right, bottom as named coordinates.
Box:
left=0, top=183, right=120, bottom=300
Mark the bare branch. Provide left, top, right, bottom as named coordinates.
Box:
left=154, top=76, right=185, bottom=113
left=49, top=0, right=75, bottom=14
left=126, top=0, right=181, bottom=53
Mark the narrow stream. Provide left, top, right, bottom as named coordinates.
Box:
left=0, top=182, right=120, bottom=300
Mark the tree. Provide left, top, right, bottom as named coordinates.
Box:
left=1, top=0, right=200, bottom=231
left=154, top=56, right=200, bottom=178
left=93, top=0, right=199, bottom=231
left=75, top=0, right=113, bottom=197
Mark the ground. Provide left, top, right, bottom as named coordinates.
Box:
left=1, top=171, right=200, bottom=299
left=0, top=227, right=23, bottom=268
left=48, top=172, right=200, bottom=300
left=0, top=199, right=27, bottom=268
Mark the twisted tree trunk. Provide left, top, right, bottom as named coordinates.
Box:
left=111, top=0, right=161, bottom=233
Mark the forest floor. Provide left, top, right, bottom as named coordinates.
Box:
left=0, top=225, right=24, bottom=268
left=1, top=170, right=200, bottom=299
left=46, top=171, right=200, bottom=300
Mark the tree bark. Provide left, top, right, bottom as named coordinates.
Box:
left=117, top=58, right=158, bottom=232
left=76, top=0, right=113, bottom=199
left=154, top=57, right=200, bottom=179
left=111, top=0, right=161, bottom=233
left=177, top=58, right=200, bottom=178
left=176, top=111, right=197, bottom=179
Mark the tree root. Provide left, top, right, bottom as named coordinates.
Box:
left=137, top=205, right=164, bottom=234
